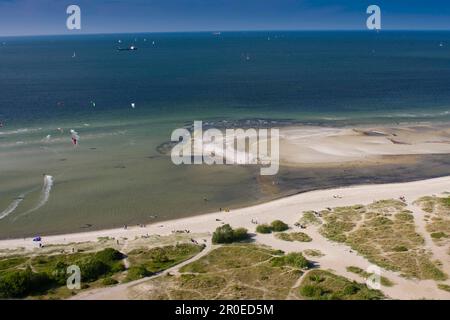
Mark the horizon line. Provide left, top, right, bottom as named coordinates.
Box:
left=2, top=28, right=450, bottom=38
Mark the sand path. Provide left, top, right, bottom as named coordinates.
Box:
left=1, top=176, right=450, bottom=299
left=71, top=239, right=213, bottom=300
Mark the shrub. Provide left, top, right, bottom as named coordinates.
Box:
left=153, top=251, right=170, bottom=263
left=110, top=263, right=126, bottom=273
left=270, top=220, right=289, bottom=232
left=343, top=284, right=360, bottom=295
left=283, top=252, right=309, bottom=269
left=431, top=232, right=448, bottom=239
left=0, top=267, right=54, bottom=298
left=101, top=277, right=119, bottom=286
left=276, top=232, right=312, bottom=242
left=256, top=224, right=272, bottom=234
left=52, top=261, right=69, bottom=285
left=79, top=259, right=110, bottom=282
left=95, top=248, right=124, bottom=262
left=126, top=265, right=152, bottom=281
left=271, top=252, right=309, bottom=269
left=0, top=269, right=32, bottom=298
left=212, top=224, right=249, bottom=244
left=300, top=284, right=324, bottom=298
left=392, top=245, right=408, bottom=252
left=438, top=284, right=450, bottom=292
left=233, top=228, right=250, bottom=241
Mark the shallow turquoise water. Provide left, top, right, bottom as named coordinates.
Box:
left=1, top=31, right=450, bottom=238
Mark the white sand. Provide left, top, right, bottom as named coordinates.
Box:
left=1, top=176, right=450, bottom=300
left=190, top=123, right=450, bottom=167
left=279, top=124, right=450, bottom=165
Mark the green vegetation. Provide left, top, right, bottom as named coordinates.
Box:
left=270, top=220, right=289, bottom=232
left=299, top=211, right=322, bottom=226
left=102, top=277, right=119, bottom=286
left=212, top=224, right=250, bottom=244
left=0, top=256, right=27, bottom=271
left=346, top=266, right=395, bottom=287
left=415, top=196, right=450, bottom=245
left=275, top=232, right=312, bottom=242
left=319, top=200, right=446, bottom=281
left=256, top=224, right=272, bottom=234
left=298, top=270, right=385, bottom=300
left=415, top=196, right=450, bottom=214
left=0, top=267, right=52, bottom=298
left=138, top=245, right=306, bottom=299
left=437, top=283, right=450, bottom=292
left=271, top=252, right=310, bottom=269
left=0, top=241, right=205, bottom=299
left=126, top=243, right=203, bottom=281
left=319, top=204, right=365, bottom=242
left=0, top=248, right=124, bottom=298
left=431, top=232, right=448, bottom=239
left=126, top=265, right=153, bottom=282
left=255, top=220, right=289, bottom=234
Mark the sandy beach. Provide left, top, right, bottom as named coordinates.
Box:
left=1, top=175, right=449, bottom=300
left=279, top=124, right=450, bottom=166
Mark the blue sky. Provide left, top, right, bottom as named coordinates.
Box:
left=1, top=0, right=450, bottom=36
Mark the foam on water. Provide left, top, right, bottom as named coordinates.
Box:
left=0, top=195, right=25, bottom=220
left=0, top=128, right=41, bottom=136
left=12, top=175, right=54, bottom=221
left=37, top=175, right=54, bottom=209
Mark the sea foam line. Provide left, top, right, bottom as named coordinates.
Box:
left=36, top=175, right=54, bottom=210
left=12, top=175, right=54, bottom=221
left=0, top=195, right=25, bottom=220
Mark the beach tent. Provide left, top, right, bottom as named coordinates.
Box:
left=33, top=236, right=41, bottom=242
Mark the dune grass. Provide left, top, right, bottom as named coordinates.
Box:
left=0, top=248, right=126, bottom=299
left=133, top=244, right=307, bottom=300
left=126, top=243, right=204, bottom=281
left=0, top=240, right=205, bottom=299
left=415, top=196, right=450, bottom=246
left=275, top=232, right=312, bottom=242
left=437, top=283, right=450, bottom=293
left=346, top=266, right=395, bottom=287
left=319, top=200, right=446, bottom=281
left=299, top=211, right=322, bottom=226
left=297, top=270, right=385, bottom=300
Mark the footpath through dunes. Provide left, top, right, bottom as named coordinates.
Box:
left=1, top=176, right=450, bottom=299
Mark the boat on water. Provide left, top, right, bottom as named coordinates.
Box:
left=117, top=45, right=138, bottom=51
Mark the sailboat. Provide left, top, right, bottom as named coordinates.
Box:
left=72, top=52, right=76, bottom=58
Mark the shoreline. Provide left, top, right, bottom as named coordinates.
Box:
left=2, top=174, right=450, bottom=300
left=1, top=175, right=449, bottom=249
left=2, top=121, right=450, bottom=239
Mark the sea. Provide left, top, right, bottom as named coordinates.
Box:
left=1, top=31, right=450, bottom=238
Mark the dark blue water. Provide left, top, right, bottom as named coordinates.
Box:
left=1, top=31, right=450, bottom=128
